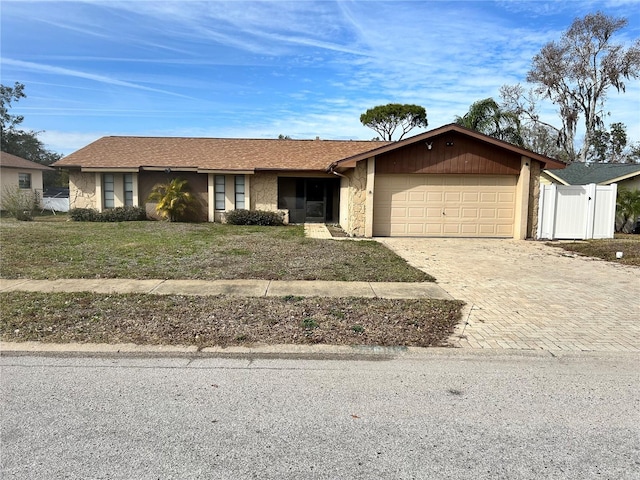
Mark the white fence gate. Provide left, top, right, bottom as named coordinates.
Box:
left=537, top=183, right=617, bottom=240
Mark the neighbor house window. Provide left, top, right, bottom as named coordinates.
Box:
left=103, top=174, right=115, bottom=209
left=124, top=174, right=134, bottom=206
left=235, top=176, right=245, bottom=209
left=18, top=173, right=31, bottom=189
left=215, top=175, right=225, bottom=210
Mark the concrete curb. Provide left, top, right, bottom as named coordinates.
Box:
left=3, top=341, right=636, bottom=361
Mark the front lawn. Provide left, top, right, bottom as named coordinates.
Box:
left=0, top=218, right=432, bottom=282
left=0, top=292, right=464, bottom=348
left=547, top=234, right=640, bottom=267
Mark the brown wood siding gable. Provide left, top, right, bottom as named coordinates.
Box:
left=375, top=133, right=521, bottom=175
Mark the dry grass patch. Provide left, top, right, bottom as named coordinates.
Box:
left=547, top=234, right=640, bottom=267
left=1, top=292, right=464, bottom=348
left=0, top=218, right=432, bottom=282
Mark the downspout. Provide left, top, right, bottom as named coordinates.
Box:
left=329, top=167, right=348, bottom=180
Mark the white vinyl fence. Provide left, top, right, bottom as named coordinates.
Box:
left=537, top=183, right=617, bottom=240
left=41, top=196, right=70, bottom=213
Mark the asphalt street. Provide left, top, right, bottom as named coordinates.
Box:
left=1, top=349, right=638, bottom=479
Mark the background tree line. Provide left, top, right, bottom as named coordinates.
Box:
left=362, top=12, right=640, bottom=164
left=1, top=82, right=66, bottom=187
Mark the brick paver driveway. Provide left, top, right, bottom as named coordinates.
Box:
left=378, top=238, right=639, bottom=353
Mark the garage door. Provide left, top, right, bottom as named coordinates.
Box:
left=373, top=174, right=516, bottom=237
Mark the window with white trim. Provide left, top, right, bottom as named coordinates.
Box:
left=235, top=176, right=245, bottom=209
left=214, top=175, right=225, bottom=210
left=18, top=173, right=31, bottom=189
left=103, top=174, right=115, bottom=209
left=124, top=174, right=134, bottom=206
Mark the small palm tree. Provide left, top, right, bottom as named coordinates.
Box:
left=616, top=188, right=640, bottom=233
left=147, top=178, right=198, bottom=222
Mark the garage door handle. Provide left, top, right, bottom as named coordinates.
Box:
left=442, top=211, right=445, bottom=216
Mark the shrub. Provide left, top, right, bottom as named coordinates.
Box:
left=2, top=186, right=40, bottom=221
left=225, top=209, right=284, bottom=226
left=69, top=208, right=100, bottom=222
left=99, top=206, right=147, bottom=222
left=69, top=206, right=147, bottom=222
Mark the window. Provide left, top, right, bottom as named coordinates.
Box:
left=124, top=174, right=134, bottom=206
left=235, top=176, right=245, bottom=209
left=103, top=174, right=115, bottom=209
left=215, top=175, right=225, bottom=210
left=18, top=173, right=31, bottom=189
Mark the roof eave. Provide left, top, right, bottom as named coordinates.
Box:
left=601, top=170, right=640, bottom=185
left=329, top=124, right=566, bottom=170
left=541, top=170, right=570, bottom=185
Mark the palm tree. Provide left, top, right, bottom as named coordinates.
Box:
left=616, top=188, right=640, bottom=233
left=455, top=98, right=523, bottom=146
left=147, top=178, right=199, bottom=222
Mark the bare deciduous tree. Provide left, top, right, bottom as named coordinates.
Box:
left=524, top=12, right=640, bottom=162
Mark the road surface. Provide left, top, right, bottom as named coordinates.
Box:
left=1, top=349, right=638, bottom=479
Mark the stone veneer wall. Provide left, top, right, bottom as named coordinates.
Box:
left=346, top=160, right=368, bottom=236
left=250, top=173, right=278, bottom=211
left=527, top=161, right=541, bottom=239
left=69, top=171, right=97, bottom=209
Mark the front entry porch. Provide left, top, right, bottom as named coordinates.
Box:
left=277, top=177, right=340, bottom=223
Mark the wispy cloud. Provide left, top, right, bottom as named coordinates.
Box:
left=2, top=59, right=194, bottom=99
left=2, top=0, right=638, bottom=152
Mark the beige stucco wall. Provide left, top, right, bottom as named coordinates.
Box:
left=69, top=171, right=97, bottom=209
left=0, top=167, right=45, bottom=210
left=250, top=172, right=278, bottom=211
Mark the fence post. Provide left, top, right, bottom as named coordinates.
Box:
left=584, top=183, right=597, bottom=239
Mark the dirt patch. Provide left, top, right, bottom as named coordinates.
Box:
left=546, top=234, right=640, bottom=266
left=1, top=292, right=464, bottom=348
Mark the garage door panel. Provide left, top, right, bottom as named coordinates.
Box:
left=373, top=174, right=516, bottom=237
left=407, top=207, right=425, bottom=217
left=426, top=192, right=443, bottom=202
left=497, top=208, right=514, bottom=219
left=461, top=224, right=479, bottom=235
left=479, top=208, right=496, bottom=218
left=498, top=192, right=515, bottom=203
left=408, top=191, right=426, bottom=202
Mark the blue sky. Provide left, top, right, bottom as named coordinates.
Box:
left=1, top=0, right=639, bottom=155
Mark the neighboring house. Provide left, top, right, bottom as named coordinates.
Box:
left=53, top=124, right=565, bottom=238
left=0, top=151, right=53, bottom=210
left=542, top=162, right=640, bottom=190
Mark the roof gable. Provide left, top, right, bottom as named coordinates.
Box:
left=0, top=151, right=54, bottom=171
left=54, top=136, right=390, bottom=172
left=545, top=162, right=640, bottom=185
left=330, top=124, right=566, bottom=171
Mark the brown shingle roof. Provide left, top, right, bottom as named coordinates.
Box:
left=0, top=151, right=54, bottom=171
left=54, top=136, right=390, bottom=171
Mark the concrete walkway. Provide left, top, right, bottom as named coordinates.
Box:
left=0, top=278, right=452, bottom=300
left=378, top=238, right=640, bottom=353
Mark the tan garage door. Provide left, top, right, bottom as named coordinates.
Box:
left=373, top=174, right=516, bottom=237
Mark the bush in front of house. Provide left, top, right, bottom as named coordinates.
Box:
left=69, top=208, right=100, bottom=221
left=69, top=206, right=147, bottom=222
left=225, top=209, right=284, bottom=226
left=2, top=186, right=40, bottom=221
left=100, top=206, right=148, bottom=222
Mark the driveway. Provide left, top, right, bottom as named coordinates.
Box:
left=377, top=238, right=640, bottom=353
